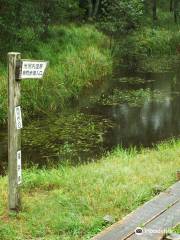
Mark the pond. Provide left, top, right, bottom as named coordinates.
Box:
left=1, top=68, right=180, bottom=174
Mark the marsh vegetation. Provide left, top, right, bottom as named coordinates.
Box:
left=0, top=0, right=180, bottom=239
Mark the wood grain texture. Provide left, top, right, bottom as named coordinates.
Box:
left=8, top=52, right=21, bottom=211
left=128, top=200, right=180, bottom=240
left=92, top=182, right=180, bottom=240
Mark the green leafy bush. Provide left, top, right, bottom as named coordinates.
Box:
left=99, top=0, right=144, bottom=36
left=118, top=27, right=180, bottom=70
left=0, top=0, right=81, bottom=57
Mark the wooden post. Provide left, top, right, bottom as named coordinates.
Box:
left=8, top=52, right=21, bottom=211
left=177, top=170, right=180, bottom=181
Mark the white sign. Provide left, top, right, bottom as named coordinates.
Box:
left=15, top=106, right=23, bottom=130
left=20, top=60, right=48, bottom=79
left=17, top=150, right=22, bottom=184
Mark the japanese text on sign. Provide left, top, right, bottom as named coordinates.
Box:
left=15, top=106, right=23, bottom=130
left=17, top=150, right=22, bottom=184
left=20, top=60, right=48, bottom=79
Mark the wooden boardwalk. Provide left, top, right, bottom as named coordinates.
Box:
left=92, top=181, right=180, bottom=240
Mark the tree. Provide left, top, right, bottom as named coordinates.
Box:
left=85, top=0, right=101, bottom=20
left=35, top=0, right=80, bottom=38
left=0, top=0, right=42, bottom=55
left=170, top=0, right=174, bottom=12
left=0, top=0, right=81, bottom=54
left=174, top=0, right=180, bottom=23
left=99, top=0, right=143, bottom=35
left=152, top=0, right=158, bottom=21
left=143, top=0, right=151, bottom=13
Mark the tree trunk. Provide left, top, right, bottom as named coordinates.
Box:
left=174, top=0, right=179, bottom=23
left=93, top=0, right=100, bottom=18
left=170, top=0, right=174, bottom=12
left=87, top=0, right=93, bottom=19
left=152, top=0, right=157, bottom=21
left=144, top=0, right=150, bottom=14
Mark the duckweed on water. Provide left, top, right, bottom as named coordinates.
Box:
left=91, top=88, right=170, bottom=107
left=22, top=112, right=114, bottom=166
left=117, top=77, right=154, bottom=84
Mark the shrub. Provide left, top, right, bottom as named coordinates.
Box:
left=98, top=0, right=144, bottom=36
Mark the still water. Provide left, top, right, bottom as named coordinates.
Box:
left=1, top=69, right=180, bottom=174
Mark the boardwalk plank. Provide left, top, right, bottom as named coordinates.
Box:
left=128, top=200, right=180, bottom=240
left=92, top=182, right=180, bottom=240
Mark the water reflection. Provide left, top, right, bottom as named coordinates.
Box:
left=104, top=72, right=180, bottom=147
left=1, top=70, right=180, bottom=173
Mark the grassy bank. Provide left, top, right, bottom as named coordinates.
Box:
left=0, top=139, right=180, bottom=239
left=0, top=24, right=112, bottom=124
left=118, top=11, right=180, bottom=72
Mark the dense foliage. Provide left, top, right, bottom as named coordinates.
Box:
left=0, top=1, right=142, bottom=55
left=0, top=0, right=180, bottom=122
left=0, top=0, right=179, bottom=57
left=0, top=0, right=80, bottom=56
left=98, top=0, right=144, bottom=36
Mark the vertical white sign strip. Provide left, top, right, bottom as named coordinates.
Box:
left=17, top=150, right=22, bottom=184
left=15, top=106, right=23, bottom=130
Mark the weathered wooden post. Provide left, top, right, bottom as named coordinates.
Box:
left=177, top=170, right=180, bottom=181
left=8, top=52, right=48, bottom=211
left=8, top=52, right=22, bottom=211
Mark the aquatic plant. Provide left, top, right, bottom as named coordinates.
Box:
left=90, top=88, right=169, bottom=107
left=22, top=112, right=114, bottom=166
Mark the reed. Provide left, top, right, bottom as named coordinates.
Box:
left=0, top=25, right=112, bottom=124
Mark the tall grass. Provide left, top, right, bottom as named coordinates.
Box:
left=0, top=66, right=7, bottom=124
left=118, top=9, right=180, bottom=72
left=0, top=25, right=112, bottom=123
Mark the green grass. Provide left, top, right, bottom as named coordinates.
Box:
left=0, top=66, right=7, bottom=124
left=0, top=139, right=180, bottom=239
left=0, top=24, right=112, bottom=124
left=118, top=26, right=180, bottom=72
left=118, top=9, right=180, bottom=72
left=173, top=224, right=180, bottom=234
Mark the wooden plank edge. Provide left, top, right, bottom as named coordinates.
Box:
left=91, top=181, right=180, bottom=240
